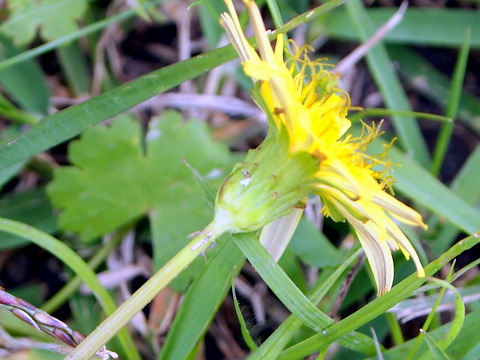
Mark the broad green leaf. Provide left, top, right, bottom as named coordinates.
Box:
left=47, top=111, right=230, bottom=246
left=0, top=0, right=164, bottom=72
left=159, top=153, right=245, bottom=360
left=1, top=0, right=88, bottom=45
left=147, top=111, right=231, bottom=289
left=0, top=45, right=237, bottom=171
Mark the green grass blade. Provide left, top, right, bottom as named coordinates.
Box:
left=42, top=232, right=122, bottom=314
left=232, top=283, right=258, bottom=351
left=0, top=45, right=236, bottom=170
left=427, top=279, right=465, bottom=351
left=182, top=158, right=217, bottom=205
left=159, top=156, right=247, bottom=360
left=449, top=144, right=480, bottom=202
left=278, top=233, right=480, bottom=360
left=345, top=0, right=430, bottom=167
left=365, top=308, right=480, bottom=360
left=408, top=267, right=455, bottom=360
left=248, top=249, right=373, bottom=360
left=350, top=108, right=451, bottom=123
left=233, top=232, right=333, bottom=332
left=430, top=143, right=480, bottom=255
left=462, top=341, right=480, bottom=360
left=0, top=0, right=163, bottom=72
left=386, top=311, right=404, bottom=345
left=0, top=0, right=347, bottom=171
left=0, top=218, right=141, bottom=360
left=159, top=239, right=245, bottom=360
left=421, top=330, right=452, bottom=360
left=0, top=0, right=350, bottom=172
left=234, top=232, right=377, bottom=356
left=431, top=28, right=471, bottom=176
left=266, top=0, right=285, bottom=28
left=0, top=94, right=39, bottom=125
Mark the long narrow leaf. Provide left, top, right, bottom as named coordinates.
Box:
left=427, top=279, right=465, bottom=351
left=0, top=45, right=236, bottom=170
left=234, top=232, right=377, bottom=355
left=233, top=232, right=332, bottom=331
left=323, top=8, right=480, bottom=48
left=278, top=233, right=480, bottom=360
left=159, top=238, right=245, bottom=360
left=0, top=0, right=346, bottom=171
left=420, top=330, right=452, bottom=360
left=431, top=28, right=471, bottom=176
left=345, top=0, right=430, bottom=166
left=248, top=249, right=374, bottom=360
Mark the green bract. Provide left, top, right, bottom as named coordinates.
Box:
left=214, top=126, right=319, bottom=233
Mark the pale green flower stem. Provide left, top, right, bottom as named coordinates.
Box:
left=66, top=223, right=221, bottom=360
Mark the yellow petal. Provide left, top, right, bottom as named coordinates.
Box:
left=348, top=215, right=394, bottom=296
left=220, top=0, right=260, bottom=63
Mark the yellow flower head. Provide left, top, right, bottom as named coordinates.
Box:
left=219, top=0, right=427, bottom=295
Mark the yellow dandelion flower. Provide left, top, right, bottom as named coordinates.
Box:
left=219, top=0, right=426, bottom=295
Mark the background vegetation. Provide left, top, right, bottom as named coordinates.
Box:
left=0, top=0, right=479, bottom=359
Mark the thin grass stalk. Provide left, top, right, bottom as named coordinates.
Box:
left=431, top=28, right=471, bottom=176
left=65, top=226, right=221, bottom=360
